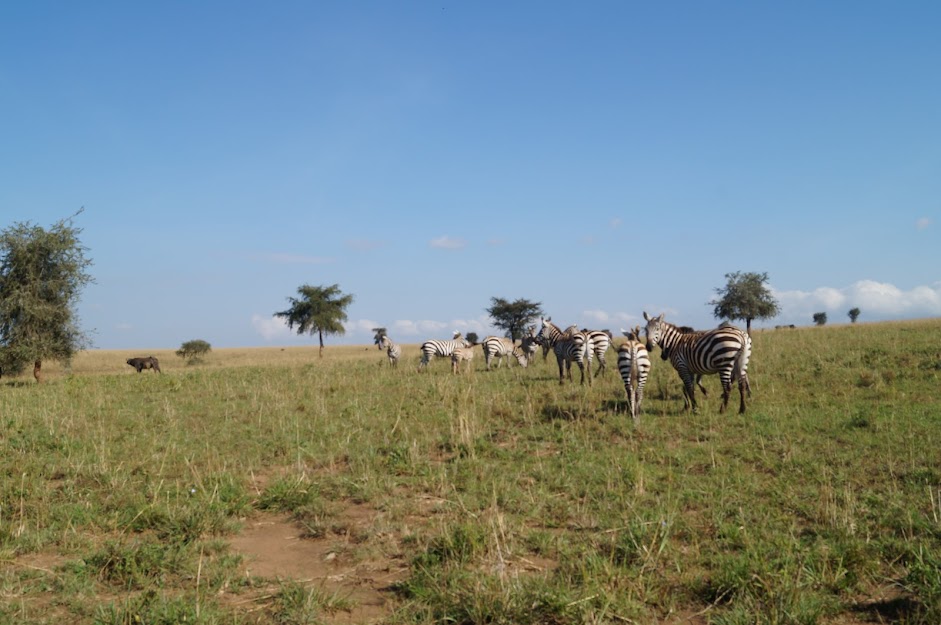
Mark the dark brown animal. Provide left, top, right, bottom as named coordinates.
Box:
left=127, top=356, right=161, bottom=373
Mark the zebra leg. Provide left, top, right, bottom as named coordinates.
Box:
left=738, top=377, right=748, bottom=414
left=696, top=374, right=708, bottom=397
left=680, top=372, right=698, bottom=412
left=718, top=374, right=733, bottom=413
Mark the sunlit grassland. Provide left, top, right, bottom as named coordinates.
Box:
left=1, top=320, right=939, bottom=624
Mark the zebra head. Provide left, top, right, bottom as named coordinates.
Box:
left=642, top=312, right=665, bottom=352
left=535, top=318, right=550, bottom=345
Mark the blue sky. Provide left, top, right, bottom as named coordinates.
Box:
left=2, top=2, right=939, bottom=349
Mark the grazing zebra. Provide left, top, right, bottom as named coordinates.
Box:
left=616, top=326, right=650, bottom=425
left=581, top=328, right=613, bottom=377
left=451, top=345, right=475, bottom=374
left=553, top=330, right=593, bottom=386
left=643, top=312, right=752, bottom=414
left=480, top=336, right=529, bottom=370
left=521, top=326, right=540, bottom=365
left=418, top=332, right=469, bottom=370
left=379, top=335, right=401, bottom=367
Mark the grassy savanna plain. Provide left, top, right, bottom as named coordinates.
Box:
left=1, top=320, right=940, bottom=624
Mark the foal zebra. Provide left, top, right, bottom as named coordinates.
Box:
left=616, top=326, right=650, bottom=425
left=521, top=326, right=540, bottom=365
left=451, top=345, right=475, bottom=374
left=643, top=312, right=752, bottom=414
left=379, top=335, right=401, bottom=367
left=480, top=336, right=529, bottom=370
left=418, top=332, right=469, bottom=370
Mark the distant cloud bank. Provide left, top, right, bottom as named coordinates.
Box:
left=429, top=235, right=466, bottom=250
left=774, top=280, right=941, bottom=324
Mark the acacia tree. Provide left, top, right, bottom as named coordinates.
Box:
left=372, top=327, right=388, bottom=350
left=0, top=212, right=94, bottom=383
left=709, top=271, right=779, bottom=335
left=486, top=297, right=543, bottom=342
left=813, top=312, right=828, bottom=326
left=848, top=308, right=861, bottom=323
left=176, top=339, right=212, bottom=364
left=275, top=283, right=354, bottom=357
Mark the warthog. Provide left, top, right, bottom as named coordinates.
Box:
left=127, top=356, right=161, bottom=373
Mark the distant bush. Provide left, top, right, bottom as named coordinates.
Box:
left=848, top=307, right=861, bottom=323
left=813, top=312, right=828, bottom=326
left=176, top=339, right=211, bottom=364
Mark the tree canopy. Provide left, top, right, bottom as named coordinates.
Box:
left=813, top=312, right=828, bottom=326
left=176, top=339, right=212, bottom=363
left=371, top=327, right=388, bottom=350
left=709, top=271, right=779, bottom=335
left=848, top=308, right=861, bottom=323
left=486, top=297, right=543, bottom=342
left=274, top=283, right=354, bottom=357
left=0, top=212, right=94, bottom=382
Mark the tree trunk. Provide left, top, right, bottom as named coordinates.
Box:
left=319, top=330, right=324, bottom=358
left=33, top=359, right=43, bottom=383
left=746, top=318, right=753, bottom=336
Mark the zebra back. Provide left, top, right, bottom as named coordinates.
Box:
left=643, top=312, right=751, bottom=413
left=617, top=333, right=650, bottom=423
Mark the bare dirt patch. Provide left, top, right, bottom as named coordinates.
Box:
left=227, top=503, right=408, bottom=624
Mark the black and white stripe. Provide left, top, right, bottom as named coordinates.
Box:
left=643, top=312, right=752, bottom=414
left=616, top=327, right=650, bottom=424
left=379, top=335, right=401, bottom=367
left=521, top=326, right=540, bottom=365
left=480, top=336, right=529, bottom=370
left=418, top=332, right=469, bottom=370
left=581, top=328, right=613, bottom=377
left=553, top=329, right=593, bottom=386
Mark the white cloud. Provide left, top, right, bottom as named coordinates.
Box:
left=251, top=314, right=294, bottom=341
left=916, top=217, right=932, bottom=231
left=429, top=236, right=466, bottom=250
left=774, top=280, right=941, bottom=322
left=390, top=315, right=493, bottom=338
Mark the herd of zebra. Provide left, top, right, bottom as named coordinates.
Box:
left=376, top=313, right=752, bottom=423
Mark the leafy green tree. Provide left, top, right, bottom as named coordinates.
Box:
left=813, top=312, right=828, bottom=326
left=275, top=284, right=354, bottom=357
left=486, top=297, right=543, bottom=342
left=709, top=271, right=779, bottom=335
left=465, top=332, right=479, bottom=345
left=848, top=307, right=861, bottom=323
left=176, top=339, right=212, bottom=364
left=372, top=327, right=388, bottom=350
left=0, top=212, right=93, bottom=383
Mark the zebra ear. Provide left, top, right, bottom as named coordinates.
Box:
left=643, top=312, right=650, bottom=321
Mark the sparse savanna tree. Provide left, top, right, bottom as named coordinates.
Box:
left=848, top=308, right=861, bottom=323
left=275, top=283, right=354, bottom=357
left=372, top=327, right=388, bottom=350
left=0, top=211, right=94, bottom=383
left=176, top=339, right=211, bottom=364
left=814, top=312, right=828, bottom=326
left=465, top=332, right=479, bottom=345
left=486, top=297, right=543, bottom=343
left=709, top=271, right=779, bottom=335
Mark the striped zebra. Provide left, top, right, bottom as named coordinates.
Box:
left=643, top=312, right=752, bottom=414
left=379, top=335, right=401, bottom=368
left=521, top=326, right=540, bottom=365
left=616, top=326, right=650, bottom=424
left=535, top=318, right=568, bottom=357
left=580, top=328, right=613, bottom=377
left=451, top=344, right=475, bottom=374
left=480, top=336, right=529, bottom=370
left=418, top=332, right=469, bottom=370
left=552, top=329, right=593, bottom=386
